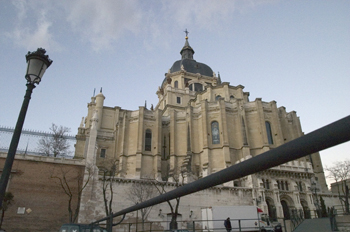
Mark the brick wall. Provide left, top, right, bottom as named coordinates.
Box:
left=0, top=153, right=85, bottom=232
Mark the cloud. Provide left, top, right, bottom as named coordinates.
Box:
left=5, top=1, right=62, bottom=52
left=4, top=0, right=276, bottom=53
left=163, top=0, right=237, bottom=31
left=65, top=0, right=143, bottom=51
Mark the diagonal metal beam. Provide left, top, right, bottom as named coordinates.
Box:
left=93, top=115, right=350, bottom=224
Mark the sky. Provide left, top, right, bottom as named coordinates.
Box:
left=0, top=0, right=349, bottom=184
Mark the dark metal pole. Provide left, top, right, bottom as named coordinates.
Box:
left=0, top=83, right=35, bottom=208
left=93, top=115, right=350, bottom=225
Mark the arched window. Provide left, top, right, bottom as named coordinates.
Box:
left=211, top=121, right=220, bottom=144
left=215, top=95, right=221, bottom=101
left=265, top=121, right=273, bottom=144
left=145, top=129, right=152, bottom=151
left=174, top=81, right=178, bottom=88
left=230, top=95, right=235, bottom=100
left=194, top=83, right=203, bottom=92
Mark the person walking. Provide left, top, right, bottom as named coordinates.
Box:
left=224, top=217, right=232, bottom=232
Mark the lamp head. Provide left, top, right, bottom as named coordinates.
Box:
left=25, top=48, right=52, bottom=84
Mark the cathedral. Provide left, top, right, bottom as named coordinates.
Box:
left=74, top=35, right=335, bottom=226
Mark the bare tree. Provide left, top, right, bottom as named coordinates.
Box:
left=151, top=172, right=188, bottom=230
left=125, top=180, right=157, bottom=231
left=100, top=159, right=118, bottom=218
left=37, top=123, right=71, bottom=157
left=51, top=165, right=93, bottom=223
left=326, top=160, right=350, bottom=213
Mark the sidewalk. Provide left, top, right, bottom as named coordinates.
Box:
left=293, top=218, right=332, bottom=232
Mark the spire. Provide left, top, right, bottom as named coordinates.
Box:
left=217, top=72, right=222, bottom=84
left=180, top=29, right=194, bottom=60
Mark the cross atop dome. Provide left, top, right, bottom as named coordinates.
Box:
left=181, top=30, right=194, bottom=60
left=184, top=29, right=189, bottom=39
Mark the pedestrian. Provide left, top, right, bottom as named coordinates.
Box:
left=224, top=217, right=232, bottom=232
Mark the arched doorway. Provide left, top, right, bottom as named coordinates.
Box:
left=281, top=200, right=290, bottom=219
left=301, top=200, right=311, bottom=219
left=266, top=198, right=277, bottom=221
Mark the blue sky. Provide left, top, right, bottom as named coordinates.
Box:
left=0, top=0, right=349, bottom=182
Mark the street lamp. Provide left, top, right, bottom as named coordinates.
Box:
left=0, top=48, right=52, bottom=208
left=310, top=180, right=321, bottom=217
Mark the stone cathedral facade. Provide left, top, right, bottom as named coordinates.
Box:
left=75, top=36, right=335, bottom=225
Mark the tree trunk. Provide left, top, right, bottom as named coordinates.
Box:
left=0, top=209, right=4, bottom=229
left=170, top=214, right=178, bottom=230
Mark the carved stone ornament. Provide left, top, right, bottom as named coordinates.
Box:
left=167, top=76, right=172, bottom=84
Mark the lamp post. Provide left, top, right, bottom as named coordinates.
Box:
left=310, top=180, right=321, bottom=218
left=0, top=48, right=52, bottom=208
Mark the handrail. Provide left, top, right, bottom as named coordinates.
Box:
left=93, top=115, right=350, bottom=226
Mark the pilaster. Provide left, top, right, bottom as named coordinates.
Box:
left=200, top=100, right=209, bottom=177
left=136, top=107, right=145, bottom=178
left=169, top=109, right=176, bottom=176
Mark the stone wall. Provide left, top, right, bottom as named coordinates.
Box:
left=0, top=153, right=85, bottom=232
left=78, top=177, right=253, bottom=230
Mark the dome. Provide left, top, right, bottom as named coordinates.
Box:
left=169, top=36, right=213, bottom=77
left=170, top=59, right=213, bottom=77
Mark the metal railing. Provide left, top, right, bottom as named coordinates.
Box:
left=92, top=115, right=350, bottom=231
left=109, top=218, right=286, bottom=232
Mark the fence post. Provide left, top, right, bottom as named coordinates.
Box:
left=193, top=221, right=195, bottom=232
left=238, top=219, right=241, bottom=232
left=283, top=218, right=287, bottom=232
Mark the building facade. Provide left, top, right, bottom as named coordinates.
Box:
left=75, top=36, right=334, bottom=225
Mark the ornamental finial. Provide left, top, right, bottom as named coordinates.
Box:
left=184, top=29, right=189, bottom=39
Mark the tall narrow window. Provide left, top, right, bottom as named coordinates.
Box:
left=162, top=136, right=166, bottom=160
left=145, top=129, right=152, bottom=151
left=174, top=81, right=178, bottom=88
left=242, top=117, right=248, bottom=145
left=100, top=149, right=106, bottom=158
left=265, top=121, right=274, bottom=144
left=168, top=134, right=171, bottom=158
left=187, top=124, right=191, bottom=152
left=177, top=97, right=181, bottom=104
left=298, top=181, right=303, bottom=192
left=211, top=121, right=220, bottom=144
left=215, top=95, right=221, bottom=101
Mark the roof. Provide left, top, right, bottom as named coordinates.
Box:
left=170, top=58, right=213, bottom=77
left=169, top=36, right=213, bottom=77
